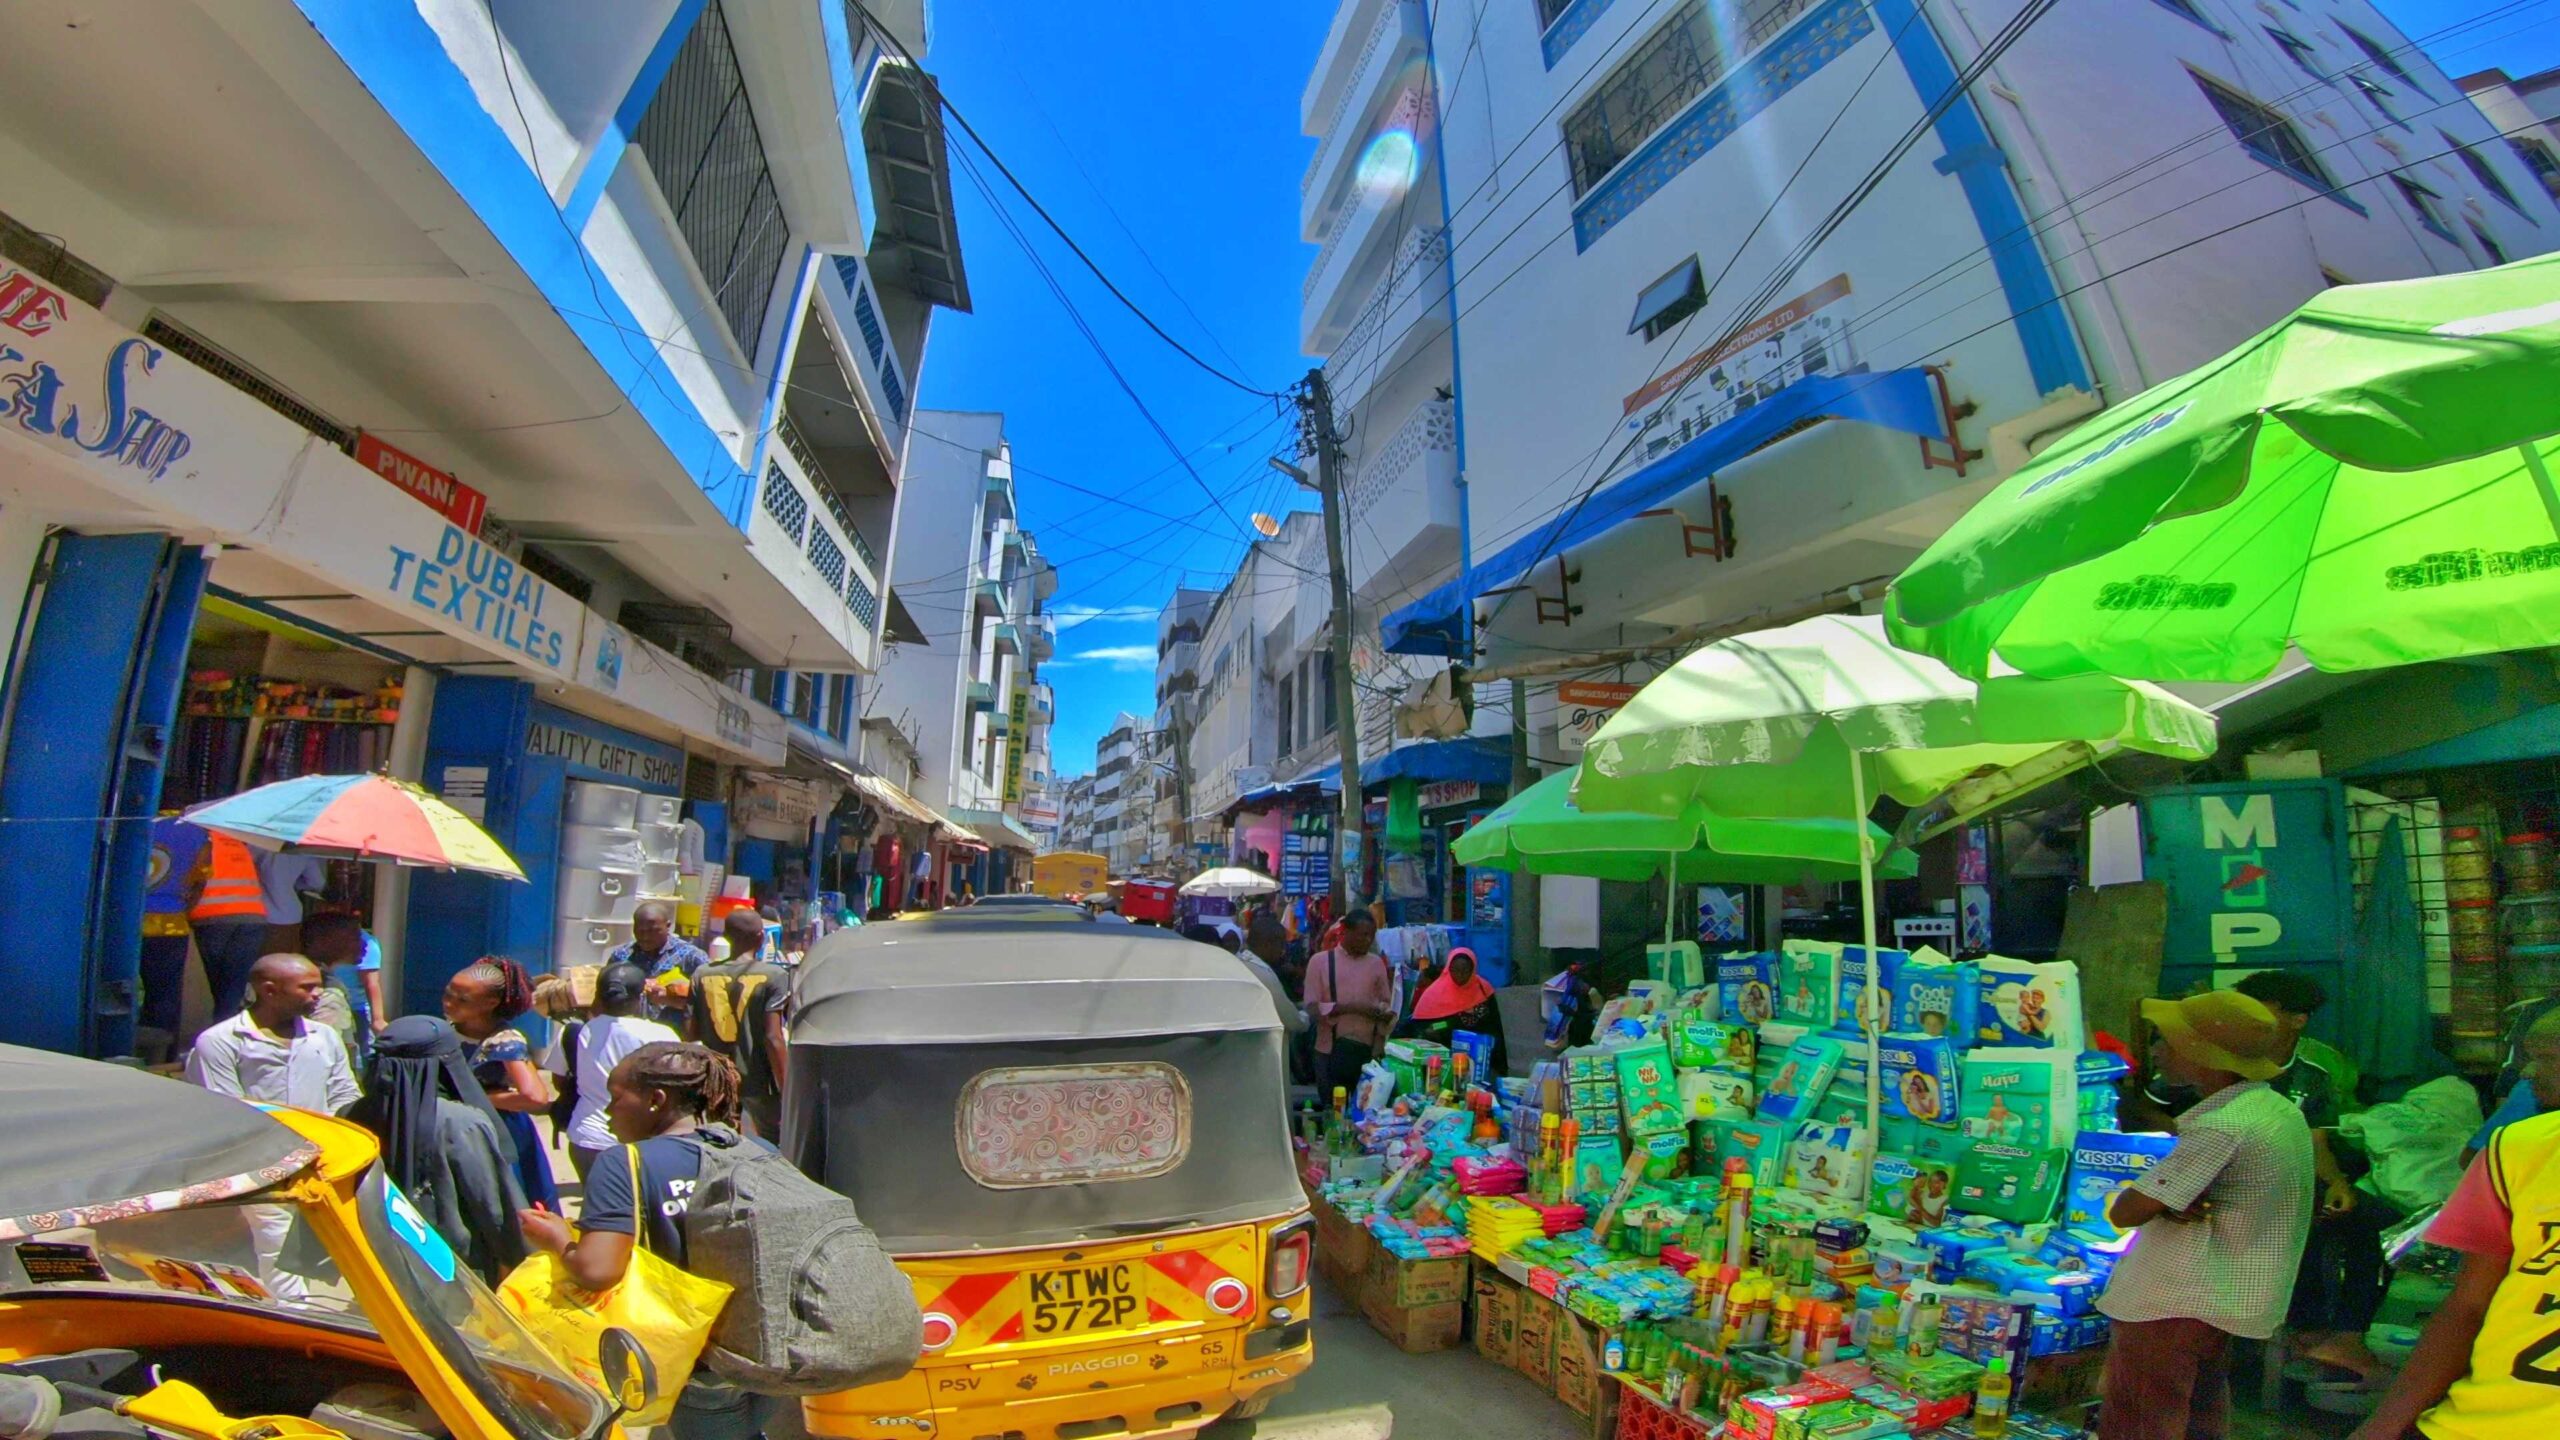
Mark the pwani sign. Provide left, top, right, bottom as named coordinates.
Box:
left=387, top=524, right=570, bottom=669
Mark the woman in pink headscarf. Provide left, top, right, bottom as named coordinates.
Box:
left=1409, top=947, right=1505, bottom=1076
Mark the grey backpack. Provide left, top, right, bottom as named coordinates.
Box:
left=681, top=1124, right=923, bottom=1395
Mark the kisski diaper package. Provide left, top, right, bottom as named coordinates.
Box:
left=1970, top=957, right=2085, bottom=1050
left=1878, top=1033, right=1963, bottom=1128
left=1786, top=1120, right=1870, bottom=1200
left=1719, top=951, right=1778, bottom=1025
left=1778, top=942, right=1840, bottom=1029
left=2061, top=1130, right=2179, bottom=1238
left=1756, top=1035, right=1849, bottom=1125
left=1959, top=1048, right=2078, bottom=1150
left=1891, top=950, right=1980, bottom=1044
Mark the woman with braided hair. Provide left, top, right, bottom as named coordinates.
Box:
left=443, top=955, right=561, bottom=1212
left=520, top=1041, right=779, bottom=1440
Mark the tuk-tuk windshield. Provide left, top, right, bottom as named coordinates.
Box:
left=358, top=1170, right=612, bottom=1440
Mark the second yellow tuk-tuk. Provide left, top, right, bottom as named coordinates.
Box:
left=784, top=910, right=1313, bottom=1440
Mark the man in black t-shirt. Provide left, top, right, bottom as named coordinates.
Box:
left=690, top=910, right=792, bottom=1139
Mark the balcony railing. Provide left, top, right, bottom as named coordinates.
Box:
left=777, top=412, right=880, bottom=573
left=1302, top=89, right=1436, bottom=304
left=1336, top=224, right=1449, bottom=362
left=757, top=454, right=881, bottom=640
left=1305, top=0, right=1406, bottom=196
left=1347, top=397, right=1457, bottom=525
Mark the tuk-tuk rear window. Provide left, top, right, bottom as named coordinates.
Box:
left=957, top=1062, right=1190, bottom=1188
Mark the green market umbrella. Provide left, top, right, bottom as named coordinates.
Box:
left=1453, top=768, right=1916, bottom=953
left=1886, top=253, right=2560, bottom=681
left=1571, top=613, right=2216, bottom=1183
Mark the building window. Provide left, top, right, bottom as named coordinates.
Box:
left=2320, top=266, right=2355, bottom=288
left=634, top=0, right=789, bottom=359
left=2338, top=22, right=2420, bottom=94
left=1537, top=0, right=1576, bottom=27
left=2442, top=132, right=2523, bottom=212
left=2266, top=27, right=2323, bottom=82
left=2349, top=73, right=2405, bottom=128
left=830, top=676, right=856, bottom=741
left=2470, top=220, right=2509, bottom=266
left=2194, top=74, right=2336, bottom=192
left=1277, top=674, right=1295, bottom=757
left=1628, top=257, right=1707, bottom=341
left=2393, top=174, right=2457, bottom=244
left=2509, top=137, right=2560, bottom=194
left=1318, top=657, right=1337, bottom=737
left=1563, top=1, right=1724, bottom=198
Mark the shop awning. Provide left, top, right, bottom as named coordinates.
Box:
left=1230, top=737, right=1511, bottom=815
left=1381, top=368, right=1949, bottom=657
left=948, top=808, right=1040, bottom=853
left=850, top=772, right=970, bottom=846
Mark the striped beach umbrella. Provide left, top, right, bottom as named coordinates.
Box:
left=186, top=773, right=526, bottom=881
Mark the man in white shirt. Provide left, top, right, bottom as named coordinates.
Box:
left=185, top=953, right=359, bottom=1301
left=554, top=961, right=680, bottom=1180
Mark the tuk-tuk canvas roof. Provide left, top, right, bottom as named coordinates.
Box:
left=795, top=916, right=1284, bottom=1046
left=0, top=1044, right=320, bottom=1239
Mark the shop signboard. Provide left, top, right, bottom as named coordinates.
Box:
left=1004, top=687, right=1029, bottom=802
left=1555, top=681, right=1642, bottom=754
left=0, top=267, right=303, bottom=535
left=356, top=433, right=488, bottom=534
left=524, top=703, right=685, bottom=791
left=571, top=620, right=787, bottom=767
left=2139, top=780, right=2351, bottom=970
left=1419, top=780, right=1480, bottom=811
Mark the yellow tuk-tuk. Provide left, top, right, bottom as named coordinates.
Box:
left=785, top=911, right=1313, bottom=1440
left=0, top=1044, right=650, bottom=1439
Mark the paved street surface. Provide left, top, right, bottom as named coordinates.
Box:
left=1203, top=1275, right=1565, bottom=1440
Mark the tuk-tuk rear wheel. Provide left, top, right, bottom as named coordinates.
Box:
left=1224, top=1395, right=1275, bottom=1420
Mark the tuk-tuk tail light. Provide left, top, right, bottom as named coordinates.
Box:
left=1267, top=1219, right=1314, bottom=1300
left=1207, top=1277, right=1253, bottom=1315
left=921, top=1312, right=959, bottom=1352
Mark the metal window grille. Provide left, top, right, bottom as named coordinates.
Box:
left=2509, top=138, right=2560, bottom=188
left=761, top=461, right=810, bottom=543
left=517, top=544, right=596, bottom=603
left=140, top=316, right=357, bottom=453
left=683, top=753, right=723, bottom=803
left=809, top=525, right=847, bottom=591
left=851, top=285, right=889, bottom=364
left=879, top=361, right=909, bottom=423
left=848, top=573, right=880, bottom=632
left=636, top=0, right=789, bottom=358
left=833, top=253, right=865, bottom=297
left=2194, top=76, right=2336, bottom=191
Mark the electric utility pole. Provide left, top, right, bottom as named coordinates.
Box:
left=1301, top=367, right=1362, bottom=912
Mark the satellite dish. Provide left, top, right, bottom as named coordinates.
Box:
left=1250, top=513, right=1282, bottom=537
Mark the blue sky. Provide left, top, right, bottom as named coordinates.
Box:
left=912, top=0, right=2558, bottom=779
left=910, top=1, right=1333, bottom=776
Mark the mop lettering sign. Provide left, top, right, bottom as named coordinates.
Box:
left=2143, top=782, right=2347, bottom=972
left=386, top=524, right=569, bottom=670
left=2200, top=793, right=2280, bottom=964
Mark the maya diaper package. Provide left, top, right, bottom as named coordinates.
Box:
left=1959, top=1048, right=2079, bottom=1150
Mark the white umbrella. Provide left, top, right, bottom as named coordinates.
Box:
left=1178, top=866, right=1281, bottom=899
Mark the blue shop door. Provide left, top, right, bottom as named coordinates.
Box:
left=2139, top=780, right=2351, bottom=1034
left=0, top=532, right=207, bottom=1056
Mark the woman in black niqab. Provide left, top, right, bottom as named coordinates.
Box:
left=346, top=1014, right=529, bottom=1283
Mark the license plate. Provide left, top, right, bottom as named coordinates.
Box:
left=1026, top=1262, right=1141, bottom=1336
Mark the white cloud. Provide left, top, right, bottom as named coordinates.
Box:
left=1050, top=604, right=1154, bottom=631
left=1049, top=643, right=1157, bottom=671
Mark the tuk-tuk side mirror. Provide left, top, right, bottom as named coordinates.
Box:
left=596, top=1327, right=659, bottom=1420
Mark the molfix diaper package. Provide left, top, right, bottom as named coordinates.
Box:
left=1970, top=957, right=2086, bottom=1050
left=2061, top=1130, right=2180, bottom=1238
left=1959, top=1048, right=2078, bottom=1150
left=1676, top=1018, right=1759, bottom=1075
left=1719, top=952, right=1778, bottom=1025
left=1891, top=950, right=1981, bottom=1044
left=1870, top=1151, right=1959, bottom=1229
left=1756, top=1035, right=1848, bottom=1125
left=1878, top=1033, right=1963, bottom=1128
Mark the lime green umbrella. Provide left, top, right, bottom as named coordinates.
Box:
left=1886, top=253, right=2560, bottom=681
left=1571, top=613, right=2215, bottom=1184
left=1455, top=767, right=1914, bottom=963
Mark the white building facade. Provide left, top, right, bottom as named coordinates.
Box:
left=0, top=0, right=968, bottom=1054
left=1320, top=0, right=2558, bottom=759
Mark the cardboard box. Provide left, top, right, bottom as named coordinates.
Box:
left=1514, top=1291, right=1558, bottom=1387
left=2018, top=1346, right=2107, bottom=1413
left=1472, top=1263, right=1521, bottom=1367
left=1552, top=1310, right=1609, bottom=1415
left=1362, top=1288, right=1465, bottom=1353
left=1368, top=1251, right=1469, bottom=1308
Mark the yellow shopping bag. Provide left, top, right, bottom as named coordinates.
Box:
left=497, top=1152, right=733, bottom=1426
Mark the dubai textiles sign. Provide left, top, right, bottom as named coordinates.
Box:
left=386, top=524, right=570, bottom=669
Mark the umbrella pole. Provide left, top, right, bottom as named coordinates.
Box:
left=1850, top=748, right=1882, bottom=1203
left=1665, top=854, right=1676, bottom=954
left=2524, top=443, right=2560, bottom=536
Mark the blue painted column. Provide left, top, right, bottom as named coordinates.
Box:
left=0, top=532, right=207, bottom=1056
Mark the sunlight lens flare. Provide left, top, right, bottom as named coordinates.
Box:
left=1355, top=129, right=1419, bottom=199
